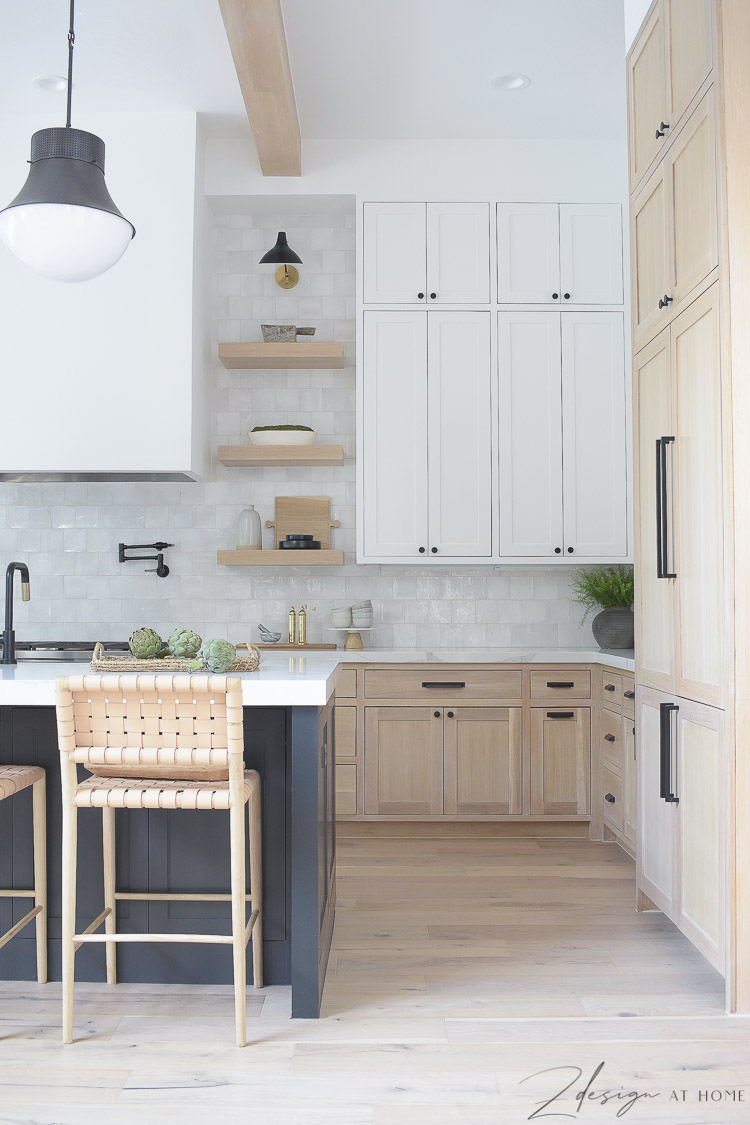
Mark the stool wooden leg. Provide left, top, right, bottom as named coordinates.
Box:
left=32, top=774, right=47, bottom=985
left=230, top=797, right=247, bottom=1047
left=249, top=787, right=263, bottom=989
left=61, top=799, right=77, bottom=1044
left=102, top=806, right=117, bottom=986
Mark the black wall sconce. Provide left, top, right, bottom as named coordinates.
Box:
left=118, top=541, right=173, bottom=578
left=259, top=231, right=302, bottom=289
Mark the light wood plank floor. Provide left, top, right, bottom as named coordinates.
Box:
left=0, top=836, right=747, bottom=1124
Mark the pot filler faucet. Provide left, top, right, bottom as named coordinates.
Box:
left=2, top=561, right=30, bottom=666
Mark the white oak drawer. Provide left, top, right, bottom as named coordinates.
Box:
left=530, top=670, right=591, bottom=699
left=622, top=677, right=635, bottom=717
left=601, top=671, right=623, bottom=708
left=601, top=707, right=623, bottom=771
left=363, top=668, right=523, bottom=700
left=337, top=668, right=358, bottom=698
left=602, top=765, right=623, bottom=834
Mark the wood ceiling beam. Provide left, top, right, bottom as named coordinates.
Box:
left=218, top=0, right=301, bottom=176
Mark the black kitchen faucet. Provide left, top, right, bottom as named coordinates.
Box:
left=2, top=561, right=30, bottom=665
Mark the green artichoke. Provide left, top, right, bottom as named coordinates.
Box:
left=196, top=638, right=237, bottom=674
left=168, top=627, right=202, bottom=659
left=129, top=628, right=164, bottom=659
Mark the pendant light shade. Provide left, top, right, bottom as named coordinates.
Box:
left=0, top=128, right=135, bottom=282
left=259, top=231, right=302, bottom=265
left=0, top=1, right=134, bottom=283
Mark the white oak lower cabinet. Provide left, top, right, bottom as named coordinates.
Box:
left=443, top=707, right=522, bottom=815
left=529, top=707, right=591, bottom=815
left=363, top=707, right=444, bottom=816
left=637, top=685, right=726, bottom=974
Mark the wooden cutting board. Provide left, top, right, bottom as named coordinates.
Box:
left=237, top=642, right=337, bottom=651
left=265, top=496, right=339, bottom=550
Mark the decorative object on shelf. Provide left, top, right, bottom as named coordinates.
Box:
left=128, top=628, right=164, bottom=659
left=0, top=0, right=135, bottom=281
left=195, top=638, right=237, bottom=673
left=331, top=606, right=352, bottom=628
left=249, top=425, right=316, bottom=446
left=261, top=325, right=316, bottom=342
left=258, top=624, right=281, bottom=644
left=167, top=627, right=202, bottom=659
left=351, top=599, right=374, bottom=628
left=279, top=534, right=321, bottom=550
left=118, top=541, right=173, bottom=578
left=325, top=626, right=373, bottom=651
left=266, top=496, right=339, bottom=551
left=259, top=231, right=302, bottom=289
left=237, top=505, right=262, bottom=550
left=90, top=641, right=260, bottom=673
left=571, top=565, right=635, bottom=650
left=296, top=605, right=316, bottom=646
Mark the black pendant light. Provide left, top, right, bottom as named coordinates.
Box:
left=259, top=231, right=302, bottom=266
left=0, top=0, right=135, bottom=282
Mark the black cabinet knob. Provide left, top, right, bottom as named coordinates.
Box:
left=447, top=711, right=455, bottom=718
left=605, top=792, right=616, bottom=803
left=554, top=547, right=562, bottom=554
left=655, top=121, right=670, bottom=138
left=434, top=711, right=441, bottom=718
left=567, top=546, right=574, bottom=553
left=563, top=292, right=570, bottom=299
left=605, top=683, right=616, bottom=691
left=658, top=294, right=674, bottom=309
left=604, top=733, right=616, bottom=742
left=624, top=690, right=635, bottom=699
left=419, top=547, right=426, bottom=553
left=418, top=292, right=425, bottom=299
left=430, top=292, right=437, bottom=299
left=552, top=292, right=559, bottom=299
left=431, top=547, right=438, bottom=553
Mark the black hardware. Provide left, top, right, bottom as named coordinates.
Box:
left=418, top=292, right=425, bottom=299
left=552, top=292, right=559, bottom=299
left=658, top=294, right=674, bottom=309
left=656, top=436, right=676, bottom=579
left=655, top=121, right=670, bottom=138
left=2, top=561, right=30, bottom=666
left=430, top=292, right=437, bottom=299
left=118, top=541, right=173, bottom=578
left=605, top=683, right=616, bottom=691
left=422, top=681, right=465, bottom=689
left=563, top=292, right=570, bottom=299
left=419, top=547, right=426, bottom=553
left=605, top=792, right=616, bottom=803
left=547, top=711, right=575, bottom=719
left=604, top=733, right=616, bottom=742
left=554, top=547, right=562, bottom=554
left=547, top=681, right=574, bottom=688
left=431, top=547, right=438, bottom=553
left=447, top=711, right=455, bottom=719
left=659, top=701, right=679, bottom=803
left=624, top=690, right=635, bottom=699
left=567, top=547, right=574, bottom=553
left=434, top=711, right=441, bottom=718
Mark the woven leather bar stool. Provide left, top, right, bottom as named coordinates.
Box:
left=0, top=765, right=47, bottom=982
left=56, top=673, right=262, bottom=1047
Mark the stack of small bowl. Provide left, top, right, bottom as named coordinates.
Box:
left=351, top=600, right=373, bottom=628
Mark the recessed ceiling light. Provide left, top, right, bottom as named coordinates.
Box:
left=32, top=74, right=68, bottom=92
left=491, top=73, right=531, bottom=91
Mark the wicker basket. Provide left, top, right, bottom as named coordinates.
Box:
left=89, top=641, right=261, bottom=673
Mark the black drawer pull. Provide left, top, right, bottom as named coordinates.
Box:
left=422, top=681, right=465, bottom=689
left=604, top=683, right=616, bottom=691
left=547, top=681, right=574, bottom=689
left=604, top=733, right=616, bottom=742
left=605, top=792, right=616, bottom=803
left=546, top=711, right=575, bottom=719
left=624, top=690, right=635, bottom=699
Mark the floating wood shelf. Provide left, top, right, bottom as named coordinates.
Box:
left=219, top=342, right=346, bottom=370
left=218, top=444, right=345, bottom=468
left=217, top=549, right=345, bottom=567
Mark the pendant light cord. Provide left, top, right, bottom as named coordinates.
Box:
left=65, top=0, right=75, bottom=128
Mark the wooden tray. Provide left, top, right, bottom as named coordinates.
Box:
left=89, top=642, right=261, bottom=673
left=266, top=496, right=339, bottom=550
left=240, top=642, right=337, bottom=651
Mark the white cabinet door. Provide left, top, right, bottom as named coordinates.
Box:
left=561, top=313, right=627, bottom=557
left=426, top=203, right=490, bottom=304
left=497, top=203, right=560, bottom=303
left=637, top=687, right=678, bottom=918
left=498, top=312, right=563, bottom=556
left=427, top=312, right=492, bottom=556
left=363, top=312, right=428, bottom=556
left=560, top=204, right=623, bottom=304
left=363, top=203, right=426, bottom=303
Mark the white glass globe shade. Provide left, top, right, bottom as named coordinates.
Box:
left=0, top=202, right=133, bottom=282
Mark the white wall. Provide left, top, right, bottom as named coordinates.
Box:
left=624, top=0, right=654, bottom=50
left=0, top=111, right=205, bottom=476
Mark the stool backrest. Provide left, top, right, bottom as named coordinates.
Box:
left=55, top=674, right=244, bottom=781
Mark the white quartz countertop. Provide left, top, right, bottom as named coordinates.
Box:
left=0, top=648, right=634, bottom=707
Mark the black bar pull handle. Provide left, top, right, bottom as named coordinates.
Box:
left=422, top=681, right=465, bottom=689
left=659, top=701, right=679, bottom=803
left=604, top=683, right=616, bottom=692
left=546, top=711, right=575, bottom=719
left=660, top=436, right=676, bottom=579
left=656, top=438, right=664, bottom=578
left=547, top=681, right=575, bottom=689
left=624, top=690, right=635, bottom=700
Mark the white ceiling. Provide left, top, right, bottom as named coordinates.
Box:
left=2, top=0, right=626, bottom=142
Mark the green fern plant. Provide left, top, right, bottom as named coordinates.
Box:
left=570, top=565, right=634, bottom=624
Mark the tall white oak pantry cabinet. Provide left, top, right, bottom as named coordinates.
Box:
left=629, top=0, right=750, bottom=1007
left=357, top=201, right=629, bottom=564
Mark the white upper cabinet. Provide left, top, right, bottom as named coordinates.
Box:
left=559, top=205, right=624, bottom=305
left=561, top=313, right=627, bottom=557
left=497, top=203, right=622, bottom=305
left=427, top=312, right=492, bottom=557
left=363, top=203, right=426, bottom=304
left=426, top=204, right=490, bottom=304
left=498, top=312, right=563, bottom=556
left=497, top=203, right=560, bottom=303
left=363, top=202, right=489, bottom=304
left=362, top=311, right=429, bottom=556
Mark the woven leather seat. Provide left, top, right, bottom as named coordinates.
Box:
left=75, top=773, right=258, bottom=811
left=0, top=765, right=45, bottom=801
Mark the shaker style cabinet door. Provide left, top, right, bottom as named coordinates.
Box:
left=631, top=164, right=670, bottom=346
left=443, top=707, right=522, bottom=815
left=363, top=203, right=426, bottom=303
left=529, top=707, right=591, bottom=816
left=496, top=203, right=560, bottom=303
left=667, top=90, right=718, bottom=310
left=362, top=312, right=429, bottom=557
left=364, top=707, right=444, bottom=816
left=637, top=687, right=678, bottom=918
left=498, top=312, right=563, bottom=556
left=634, top=328, right=675, bottom=695
left=628, top=2, right=667, bottom=191
left=664, top=0, right=713, bottom=130
left=427, top=312, right=492, bottom=557
left=559, top=204, right=623, bottom=305
left=561, top=313, right=627, bottom=558
left=426, top=203, right=490, bottom=304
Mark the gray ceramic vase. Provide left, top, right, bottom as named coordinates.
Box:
left=591, top=606, right=635, bottom=650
